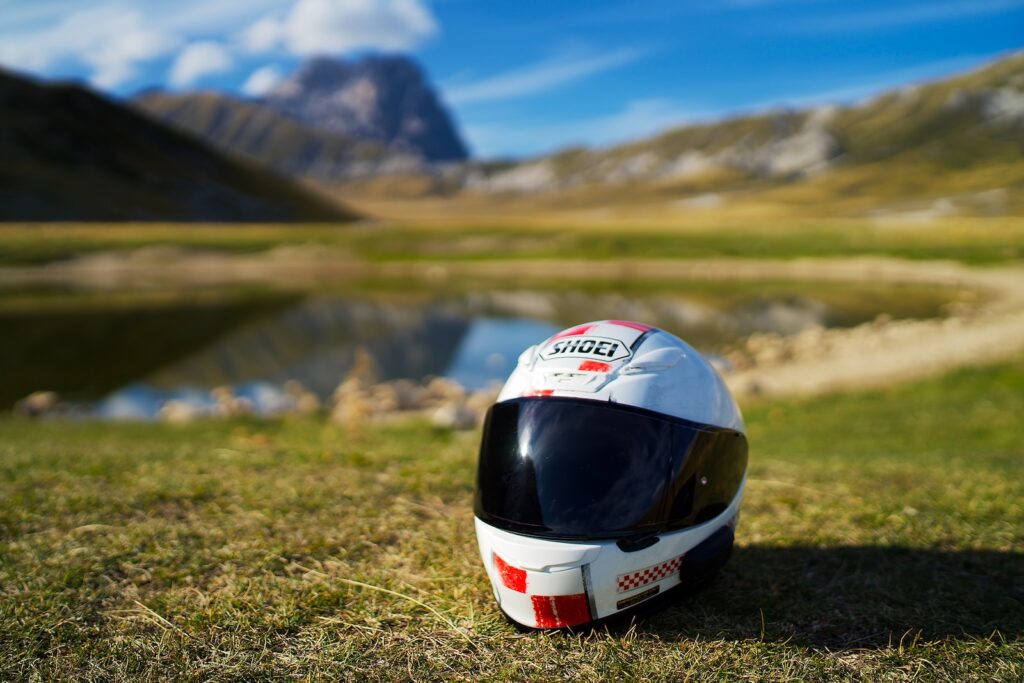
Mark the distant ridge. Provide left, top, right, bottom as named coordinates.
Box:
left=459, top=51, right=1024, bottom=198
left=315, top=51, right=1008, bottom=217
left=136, top=55, right=468, bottom=182
left=0, top=69, right=358, bottom=222
left=135, top=90, right=404, bottom=180
left=134, top=51, right=1024, bottom=216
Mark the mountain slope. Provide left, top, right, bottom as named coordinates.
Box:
left=453, top=52, right=1024, bottom=216
left=265, top=56, right=468, bottom=162
left=0, top=69, right=358, bottom=222
left=134, top=90, right=417, bottom=180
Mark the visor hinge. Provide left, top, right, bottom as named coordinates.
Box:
left=616, top=534, right=660, bottom=553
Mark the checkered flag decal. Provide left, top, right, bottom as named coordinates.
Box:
left=616, top=554, right=684, bottom=593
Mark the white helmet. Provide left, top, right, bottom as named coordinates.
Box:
left=474, top=320, right=747, bottom=629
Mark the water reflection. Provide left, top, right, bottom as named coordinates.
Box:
left=445, top=318, right=560, bottom=390
left=145, top=297, right=475, bottom=398
left=4, top=286, right=895, bottom=418
left=140, top=291, right=824, bottom=399
left=94, top=315, right=559, bottom=419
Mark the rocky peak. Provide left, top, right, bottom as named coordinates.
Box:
left=265, top=54, right=469, bottom=162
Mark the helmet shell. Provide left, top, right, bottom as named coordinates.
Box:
left=497, top=320, right=744, bottom=432
left=476, top=320, right=748, bottom=629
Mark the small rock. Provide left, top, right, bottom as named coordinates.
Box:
left=431, top=401, right=479, bottom=430
left=13, top=391, right=59, bottom=417
left=284, top=379, right=321, bottom=415
left=425, top=377, right=466, bottom=404
left=467, top=383, right=502, bottom=414
left=212, top=386, right=254, bottom=418
left=158, top=400, right=204, bottom=424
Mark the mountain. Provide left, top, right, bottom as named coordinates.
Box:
left=0, top=69, right=357, bottom=222
left=135, top=90, right=415, bottom=180
left=136, top=55, right=468, bottom=182
left=323, top=52, right=1008, bottom=217
left=448, top=52, right=1024, bottom=216
left=130, top=51, right=1024, bottom=217
left=265, top=55, right=468, bottom=162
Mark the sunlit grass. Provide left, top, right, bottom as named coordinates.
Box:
left=1, top=358, right=1021, bottom=679
left=1, top=215, right=1023, bottom=265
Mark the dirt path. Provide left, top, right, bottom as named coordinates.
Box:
left=3, top=248, right=1023, bottom=398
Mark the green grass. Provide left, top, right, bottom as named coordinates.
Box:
left=1, top=358, right=1022, bottom=680
left=351, top=223, right=1024, bottom=264
left=1, top=217, right=1023, bottom=266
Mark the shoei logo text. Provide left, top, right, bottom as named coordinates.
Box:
left=540, top=336, right=631, bottom=362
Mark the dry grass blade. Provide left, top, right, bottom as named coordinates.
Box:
left=107, top=601, right=193, bottom=640
left=746, top=478, right=828, bottom=495
left=288, top=560, right=477, bottom=648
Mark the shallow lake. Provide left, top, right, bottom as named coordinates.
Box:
left=0, top=280, right=961, bottom=417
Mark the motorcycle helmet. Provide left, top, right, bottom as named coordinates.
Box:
left=474, top=320, right=748, bottom=629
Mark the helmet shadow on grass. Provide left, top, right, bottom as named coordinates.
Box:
left=627, top=545, right=1024, bottom=649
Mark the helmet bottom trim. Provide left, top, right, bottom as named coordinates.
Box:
left=499, top=525, right=735, bottom=632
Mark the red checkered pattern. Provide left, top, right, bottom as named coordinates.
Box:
left=616, top=554, right=684, bottom=593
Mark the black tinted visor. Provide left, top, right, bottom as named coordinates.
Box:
left=475, top=397, right=748, bottom=540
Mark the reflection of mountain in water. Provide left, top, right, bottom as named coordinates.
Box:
left=143, top=291, right=837, bottom=397
left=146, top=298, right=472, bottom=398
left=456, top=291, right=833, bottom=343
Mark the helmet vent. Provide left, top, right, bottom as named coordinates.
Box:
left=539, top=371, right=606, bottom=392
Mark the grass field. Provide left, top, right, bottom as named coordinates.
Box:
left=1, top=216, right=1023, bottom=265
left=2, top=356, right=1021, bottom=680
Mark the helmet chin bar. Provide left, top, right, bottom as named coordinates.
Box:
left=475, top=479, right=744, bottom=629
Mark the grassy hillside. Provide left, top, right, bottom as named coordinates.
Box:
left=135, top=91, right=397, bottom=180
left=613, top=52, right=1024, bottom=173
left=1, top=357, right=1021, bottom=679
left=132, top=52, right=1024, bottom=219
left=0, top=70, right=359, bottom=222
left=363, top=51, right=1024, bottom=218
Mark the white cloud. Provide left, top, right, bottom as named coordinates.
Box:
left=241, top=64, right=285, bottom=96
left=0, top=0, right=441, bottom=90
left=0, top=7, right=179, bottom=88
left=444, top=49, right=644, bottom=106
left=169, top=42, right=234, bottom=88
left=241, top=15, right=286, bottom=54
left=244, top=0, right=437, bottom=56
left=162, top=0, right=291, bottom=33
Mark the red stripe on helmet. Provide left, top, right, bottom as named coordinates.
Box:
left=606, top=320, right=654, bottom=332
left=493, top=553, right=527, bottom=593
left=549, top=323, right=596, bottom=341
left=578, top=360, right=611, bottom=372
left=531, top=593, right=591, bottom=628
left=521, top=389, right=554, bottom=397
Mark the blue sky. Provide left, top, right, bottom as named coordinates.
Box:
left=1, top=0, right=1021, bottom=157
